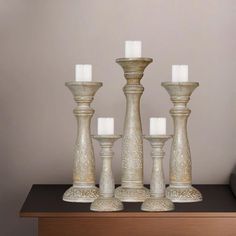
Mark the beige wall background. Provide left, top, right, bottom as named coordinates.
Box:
left=0, top=0, right=235, bottom=235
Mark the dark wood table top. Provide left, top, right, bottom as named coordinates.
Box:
left=20, top=185, right=236, bottom=218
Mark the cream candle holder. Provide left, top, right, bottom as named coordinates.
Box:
left=141, top=135, right=174, bottom=211
left=91, top=135, right=123, bottom=211
left=115, top=58, right=153, bottom=202
left=161, top=82, right=202, bottom=203
left=63, top=82, right=102, bottom=202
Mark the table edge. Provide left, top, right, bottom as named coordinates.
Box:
left=20, top=211, right=236, bottom=218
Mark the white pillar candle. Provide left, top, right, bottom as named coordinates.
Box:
left=75, top=64, right=92, bottom=81
left=98, top=118, right=114, bottom=135
left=125, top=41, right=142, bottom=58
left=150, top=117, right=166, bottom=135
left=172, top=65, right=188, bottom=82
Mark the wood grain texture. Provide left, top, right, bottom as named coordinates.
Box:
left=39, top=217, right=236, bottom=236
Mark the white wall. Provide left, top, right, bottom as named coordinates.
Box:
left=0, top=0, right=235, bottom=235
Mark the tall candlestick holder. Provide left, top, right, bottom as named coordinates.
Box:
left=63, top=81, right=102, bottom=202
left=161, top=82, right=202, bottom=203
left=141, top=135, right=174, bottom=211
left=91, top=135, right=123, bottom=211
left=115, top=58, right=153, bottom=202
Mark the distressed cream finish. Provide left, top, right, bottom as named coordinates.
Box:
left=141, top=135, right=174, bottom=211
left=63, top=82, right=102, bottom=202
left=91, top=135, right=123, bottom=211
left=114, top=58, right=152, bottom=202
left=162, top=82, right=202, bottom=203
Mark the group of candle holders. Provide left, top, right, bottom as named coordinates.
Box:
left=62, top=56, right=203, bottom=212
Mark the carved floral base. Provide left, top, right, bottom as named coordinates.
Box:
left=141, top=197, right=174, bottom=212
left=63, top=185, right=99, bottom=203
left=90, top=197, right=123, bottom=212
left=115, top=186, right=150, bottom=202
left=166, top=185, right=202, bottom=203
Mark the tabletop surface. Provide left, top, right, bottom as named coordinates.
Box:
left=20, top=185, right=236, bottom=217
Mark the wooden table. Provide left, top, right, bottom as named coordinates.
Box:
left=20, top=185, right=236, bottom=236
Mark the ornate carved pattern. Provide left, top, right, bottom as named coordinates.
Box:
left=141, top=197, right=174, bottom=212
left=170, top=146, right=192, bottom=183
left=166, top=186, right=202, bottom=203
left=91, top=197, right=123, bottom=212
left=73, top=145, right=95, bottom=183
left=115, top=186, right=150, bottom=202
left=121, top=134, right=143, bottom=170
left=63, top=186, right=99, bottom=202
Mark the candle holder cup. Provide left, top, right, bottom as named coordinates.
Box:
left=91, top=135, right=123, bottom=211
left=115, top=58, right=153, bottom=202
left=63, top=82, right=102, bottom=202
left=161, top=82, right=202, bottom=203
left=141, top=135, right=174, bottom=211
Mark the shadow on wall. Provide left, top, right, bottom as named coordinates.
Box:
left=230, top=163, right=236, bottom=197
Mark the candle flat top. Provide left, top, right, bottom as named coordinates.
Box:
left=144, top=135, right=172, bottom=139
left=161, top=81, right=199, bottom=85
left=92, top=135, right=122, bottom=139
left=65, top=81, right=103, bottom=86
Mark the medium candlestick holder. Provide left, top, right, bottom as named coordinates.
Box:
left=63, top=81, right=102, bottom=202
left=91, top=135, right=123, bottom=211
left=141, top=135, right=174, bottom=211
left=115, top=58, right=153, bottom=202
left=161, top=82, right=202, bottom=203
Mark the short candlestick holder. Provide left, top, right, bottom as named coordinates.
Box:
left=115, top=58, right=153, bottom=202
left=161, top=82, right=202, bottom=203
left=63, top=82, right=102, bottom=202
left=91, top=135, right=123, bottom=211
left=141, top=135, right=174, bottom=211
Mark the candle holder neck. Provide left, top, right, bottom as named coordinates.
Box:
left=74, top=96, right=94, bottom=107
left=93, top=136, right=120, bottom=165
left=116, top=58, right=153, bottom=84
left=162, top=82, right=199, bottom=107
left=66, top=81, right=102, bottom=96
left=146, top=136, right=171, bottom=158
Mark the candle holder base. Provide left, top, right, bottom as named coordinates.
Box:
left=141, top=197, right=174, bottom=212
left=63, top=186, right=99, bottom=203
left=90, top=197, right=123, bottom=212
left=115, top=186, right=150, bottom=202
left=166, top=185, right=202, bottom=203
